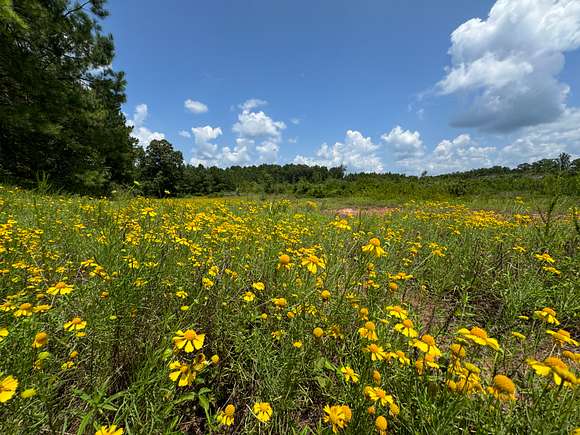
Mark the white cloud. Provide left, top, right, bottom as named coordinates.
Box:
left=381, top=126, right=425, bottom=159
left=184, top=99, right=209, bottom=114
left=232, top=103, right=286, bottom=163
left=178, top=130, right=191, bottom=138
left=438, top=0, right=580, bottom=132
left=396, top=134, right=496, bottom=174
left=191, top=126, right=222, bottom=145
left=232, top=109, right=286, bottom=139
left=294, top=130, right=383, bottom=173
left=126, top=104, right=165, bottom=147
left=187, top=101, right=286, bottom=166
left=238, top=98, right=268, bottom=111
left=290, top=118, right=301, bottom=125
left=498, top=107, right=580, bottom=165
left=393, top=109, right=580, bottom=174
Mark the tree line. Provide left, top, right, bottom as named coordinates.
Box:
left=1, top=1, right=578, bottom=199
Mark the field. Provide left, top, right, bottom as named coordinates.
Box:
left=0, top=185, right=579, bottom=434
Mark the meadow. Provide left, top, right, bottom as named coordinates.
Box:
left=0, top=185, right=578, bottom=434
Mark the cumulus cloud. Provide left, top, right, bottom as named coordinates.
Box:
left=294, top=130, right=384, bottom=173
left=381, top=126, right=425, bottom=159
left=438, top=0, right=580, bottom=132
left=189, top=101, right=286, bottom=166
left=178, top=130, right=191, bottom=138
left=191, top=126, right=222, bottom=145
left=498, top=107, right=580, bottom=165
left=184, top=99, right=209, bottom=114
left=396, top=134, right=496, bottom=175
left=126, top=104, right=165, bottom=147
left=393, top=109, right=580, bottom=174
left=232, top=109, right=286, bottom=140
left=238, top=98, right=268, bottom=111
left=232, top=101, right=286, bottom=162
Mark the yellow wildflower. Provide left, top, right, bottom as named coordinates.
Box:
left=253, top=401, right=273, bottom=423
left=172, top=329, right=205, bottom=352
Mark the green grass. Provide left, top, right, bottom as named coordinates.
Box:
left=0, top=185, right=578, bottom=434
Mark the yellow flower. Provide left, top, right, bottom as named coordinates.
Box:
left=252, top=282, right=265, bottom=291
left=394, top=319, right=418, bottom=338
left=64, top=317, right=87, bottom=332
left=365, top=386, right=397, bottom=410
left=0, top=375, right=18, bottom=403
left=14, top=302, right=33, bottom=317
left=95, top=425, right=124, bottom=435
left=340, top=366, right=359, bottom=384
left=365, top=343, right=388, bottom=361
left=0, top=327, right=8, bottom=341
left=313, top=327, right=324, bottom=338
left=487, top=374, right=516, bottom=401
left=272, top=297, right=287, bottom=308
left=32, top=331, right=48, bottom=348
left=277, top=254, right=292, bottom=270
left=242, top=291, right=256, bottom=302
left=534, top=307, right=560, bottom=325
left=385, top=305, right=407, bottom=320
left=253, top=401, right=273, bottom=423
left=511, top=331, right=526, bottom=341
left=534, top=252, right=555, bottom=263
left=301, top=254, right=325, bottom=274
left=372, top=370, right=381, bottom=384
left=168, top=361, right=196, bottom=387
left=562, top=350, right=580, bottom=363
left=546, top=329, right=579, bottom=347
left=449, top=343, right=466, bottom=358
left=362, top=238, right=386, bottom=257
left=216, top=404, right=235, bottom=426
left=411, top=334, right=442, bottom=356
left=293, top=340, right=303, bottom=348
left=358, top=321, right=378, bottom=341
left=323, top=404, right=351, bottom=433
left=542, top=266, right=561, bottom=275
left=33, top=304, right=51, bottom=313
left=172, top=329, right=205, bottom=352
left=375, top=415, right=388, bottom=435
left=415, top=353, right=440, bottom=374
left=47, top=281, right=73, bottom=296
left=527, top=356, right=577, bottom=387
left=457, top=327, right=500, bottom=351
left=141, top=207, right=156, bottom=217
left=386, top=350, right=410, bottom=365
left=211, top=354, right=219, bottom=365
left=320, top=290, right=331, bottom=300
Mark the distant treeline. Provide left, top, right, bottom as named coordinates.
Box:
left=127, top=140, right=579, bottom=199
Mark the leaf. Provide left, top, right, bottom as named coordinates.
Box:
left=174, top=393, right=197, bottom=404
left=198, top=394, right=210, bottom=412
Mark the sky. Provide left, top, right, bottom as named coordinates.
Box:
left=103, top=0, right=580, bottom=175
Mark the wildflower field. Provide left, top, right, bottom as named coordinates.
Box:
left=0, top=186, right=578, bottom=434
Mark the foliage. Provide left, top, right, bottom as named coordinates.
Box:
left=0, top=0, right=137, bottom=194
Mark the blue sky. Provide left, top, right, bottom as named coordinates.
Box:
left=103, top=0, right=580, bottom=174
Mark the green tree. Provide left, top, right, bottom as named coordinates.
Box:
left=136, top=139, right=185, bottom=197
left=0, top=0, right=136, bottom=193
